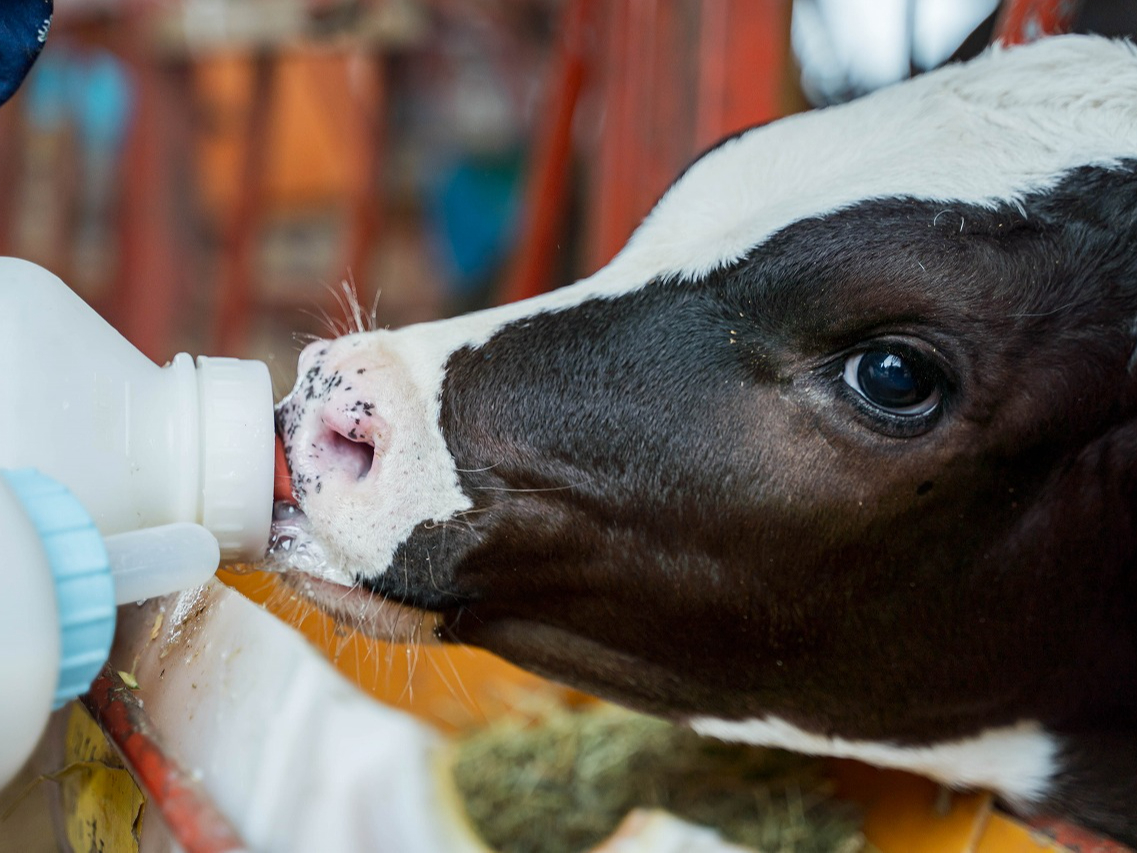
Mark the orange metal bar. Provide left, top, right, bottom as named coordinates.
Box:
left=341, top=52, right=386, bottom=304
left=624, top=0, right=661, bottom=244
left=586, top=0, right=635, bottom=272
left=643, top=0, right=687, bottom=216
left=698, top=0, right=788, bottom=148
left=696, top=0, right=730, bottom=151
left=498, top=0, right=600, bottom=304
left=114, top=47, right=185, bottom=363
left=701, top=0, right=792, bottom=145
left=992, top=0, right=1082, bottom=45
left=587, top=0, right=792, bottom=273
left=213, top=54, right=273, bottom=356
left=586, top=0, right=668, bottom=272
left=81, top=667, right=247, bottom=853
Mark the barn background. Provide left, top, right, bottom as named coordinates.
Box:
left=4, top=0, right=1133, bottom=850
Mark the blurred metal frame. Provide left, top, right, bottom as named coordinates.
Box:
left=499, top=0, right=800, bottom=305
left=212, top=47, right=387, bottom=356
left=497, top=0, right=1089, bottom=306
left=992, top=0, right=1084, bottom=44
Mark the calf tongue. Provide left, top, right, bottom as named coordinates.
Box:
left=274, top=435, right=295, bottom=503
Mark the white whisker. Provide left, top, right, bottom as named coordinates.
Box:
left=455, top=461, right=504, bottom=474
left=472, top=482, right=589, bottom=494
left=368, top=286, right=382, bottom=331
left=340, top=274, right=367, bottom=335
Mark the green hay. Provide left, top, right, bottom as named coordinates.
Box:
left=451, top=704, right=865, bottom=853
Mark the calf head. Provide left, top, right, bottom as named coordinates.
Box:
left=276, top=37, right=1137, bottom=841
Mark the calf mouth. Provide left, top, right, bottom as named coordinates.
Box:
left=266, top=499, right=442, bottom=643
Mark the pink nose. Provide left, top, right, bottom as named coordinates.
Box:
left=286, top=337, right=397, bottom=495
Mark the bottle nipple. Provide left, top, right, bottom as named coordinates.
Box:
left=275, top=435, right=294, bottom=503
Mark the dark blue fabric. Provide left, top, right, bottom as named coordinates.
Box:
left=427, top=151, right=524, bottom=298
left=0, top=0, right=52, bottom=105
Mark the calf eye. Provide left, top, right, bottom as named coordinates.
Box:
left=843, top=348, right=941, bottom=416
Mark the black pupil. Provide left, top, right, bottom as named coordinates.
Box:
left=857, top=351, right=935, bottom=409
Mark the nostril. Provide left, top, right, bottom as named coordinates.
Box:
left=317, top=401, right=389, bottom=484
left=325, top=428, right=376, bottom=481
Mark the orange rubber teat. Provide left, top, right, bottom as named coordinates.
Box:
left=274, top=435, right=294, bottom=502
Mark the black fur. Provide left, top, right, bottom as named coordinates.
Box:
left=361, top=162, right=1137, bottom=842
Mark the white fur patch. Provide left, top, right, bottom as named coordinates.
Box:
left=689, top=714, right=1060, bottom=806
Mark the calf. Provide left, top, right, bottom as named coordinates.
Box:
left=275, top=36, right=1137, bottom=843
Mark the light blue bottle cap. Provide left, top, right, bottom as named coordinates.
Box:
left=0, top=469, right=116, bottom=708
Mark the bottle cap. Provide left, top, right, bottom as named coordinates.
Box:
left=196, top=356, right=275, bottom=561
left=0, top=469, right=116, bottom=708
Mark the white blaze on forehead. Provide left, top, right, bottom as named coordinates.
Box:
left=690, top=715, right=1060, bottom=806
left=620, top=36, right=1137, bottom=283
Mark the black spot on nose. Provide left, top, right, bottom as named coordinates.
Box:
left=916, top=480, right=934, bottom=496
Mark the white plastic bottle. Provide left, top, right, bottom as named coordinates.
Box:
left=0, top=258, right=277, bottom=785
left=0, top=469, right=224, bottom=785
left=0, top=257, right=275, bottom=555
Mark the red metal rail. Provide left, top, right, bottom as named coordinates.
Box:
left=81, top=666, right=247, bottom=853
left=992, top=0, right=1082, bottom=45
left=499, top=0, right=794, bottom=304
left=498, top=0, right=599, bottom=305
